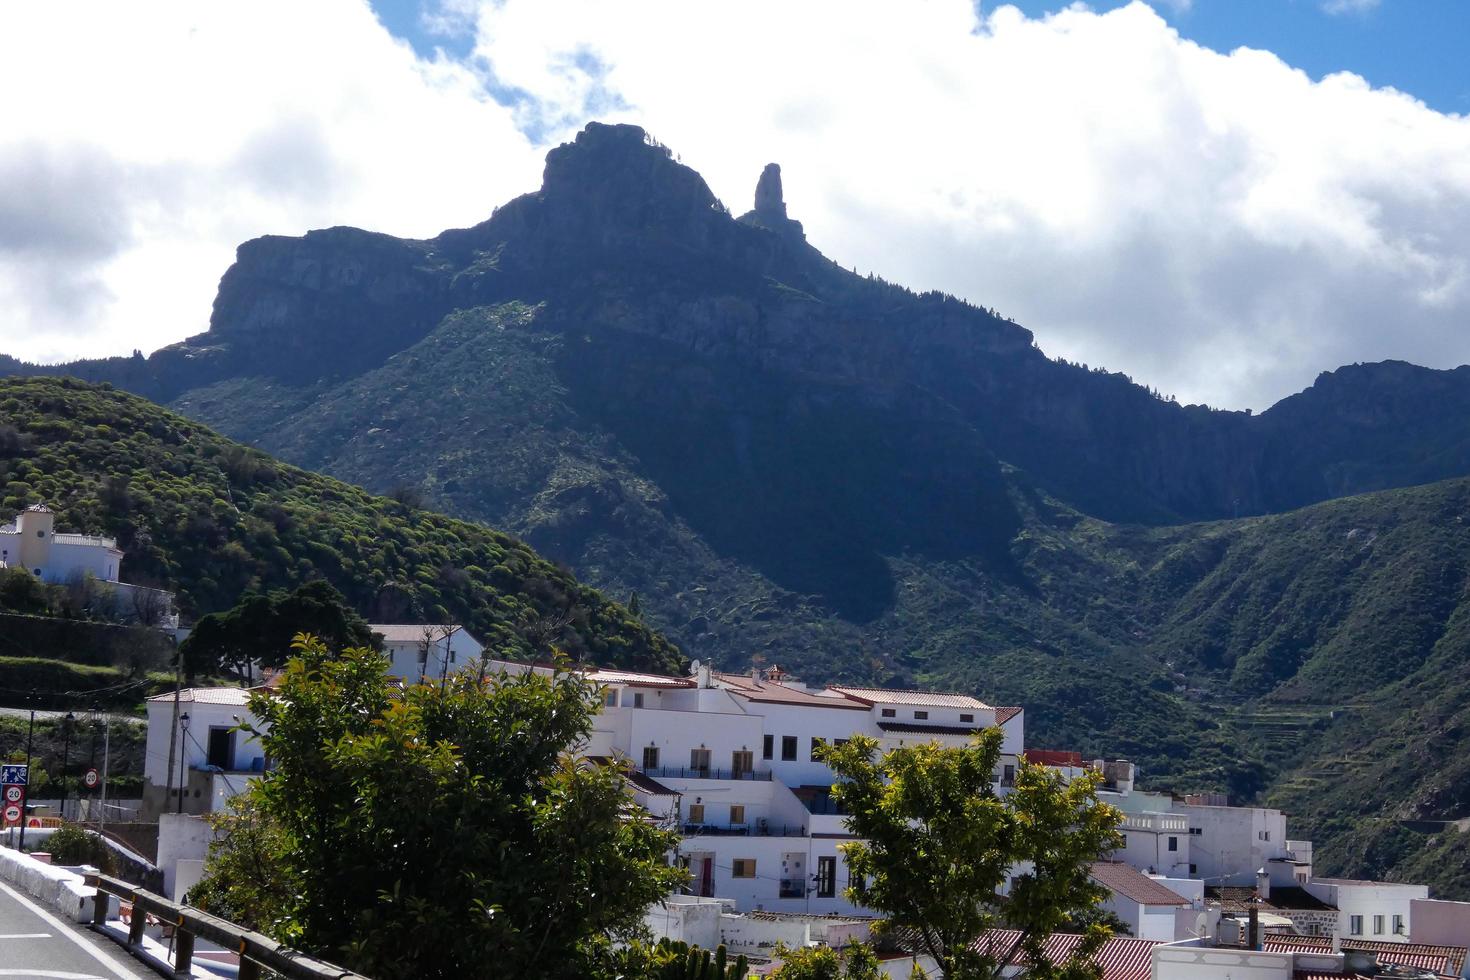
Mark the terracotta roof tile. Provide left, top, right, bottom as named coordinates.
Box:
left=1089, top=862, right=1191, bottom=907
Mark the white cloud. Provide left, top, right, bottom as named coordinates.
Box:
left=2, top=0, right=1468, bottom=412
left=1321, top=0, right=1381, bottom=15
left=0, top=0, right=542, bottom=365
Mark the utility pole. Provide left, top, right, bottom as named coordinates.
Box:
left=98, top=713, right=111, bottom=837
left=59, top=712, right=74, bottom=823
left=163, top=632, right=182, bottom=819
left=17, top=692, right=35, bottom=851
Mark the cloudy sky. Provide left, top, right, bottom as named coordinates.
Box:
left=2, top=1, right=1468, bottom=411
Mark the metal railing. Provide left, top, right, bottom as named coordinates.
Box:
left=682, top=822, right=808, bottom=837
left=642, top=765, right=772, bottom=782
left=85, top=872, right=370, bottom=980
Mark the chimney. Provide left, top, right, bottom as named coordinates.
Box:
left=698, top=663, right=711, bottom=688
left=1256, top=867, right=1271, bottom=902
left=1247, top=903, right=1260, bottom=951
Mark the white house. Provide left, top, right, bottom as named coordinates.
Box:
left=371, top=623, right=485, bottom=683
left=1089, top=862, right=1194, bottom=942
left=0, top=503, right=176, bottom=625
left=1175, top=797, right=1294, bottom=886
left=142, top=687, right=264, bottom=820
left=1305, top=878, right=1430, bottom=945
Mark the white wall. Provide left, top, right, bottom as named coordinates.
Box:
left=679, top=834, right=862, bottom=915
left=1177, top=803, right=1288, bottom=885
left=47, top=540, right=122, bottom=583
left=157, top=812, right=214, bottom=898
left=1307, top=880, right=1428, bottom=942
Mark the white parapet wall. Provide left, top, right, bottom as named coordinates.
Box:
left=0, top=844, right=111, bottom=923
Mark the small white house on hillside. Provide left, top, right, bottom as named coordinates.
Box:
left=371, top=624, right=485, bottom=682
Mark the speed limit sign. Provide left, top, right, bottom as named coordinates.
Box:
left=2, top=803, right=20, bottom=825
left=83, top=768, right=100, bottom=790
left=3, top=785, right=21, bottom=803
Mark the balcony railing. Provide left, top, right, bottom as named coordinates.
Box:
left=682, top=822, right=807, bottom=838
left=643, top=766, right=772, bottom=782
left=1119, top=812, right=1189, bottom=833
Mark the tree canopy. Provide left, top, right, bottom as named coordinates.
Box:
left=822, top=729, right=1123, bottom=980
left=189, top=635, right=685, bottom=979
left=179, top=580, right=375, bottom=679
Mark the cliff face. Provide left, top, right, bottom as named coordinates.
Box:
left=15, top=120, right=1470, bottom=542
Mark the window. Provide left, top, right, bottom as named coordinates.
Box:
left=732, top=859, right=756, bottom=879
left=960, top=713, right=974, bottom=723
left=1189, top=827, right=1202, bottom=836
left=781, top=736, right=798, bottom=761
left=633, top=691, right=645, bottom=709
left=817, top=856, right=836, bottom=898
left=1189, top=864, right=1198, bottom=875
left=880, top=708, right=895, bottom=718
left=811, top=736, right=825, bottom=758
left=730, top=805, right=745, bottom=825
left=1258, top=830, right=1270, bottom=841
left=1002, top=764, right=1016, bottom=786
left=1167, top=836, right=1178, bottom=852
left=687, top=803, right=705, bottom=824
left=1350, top=915, right=1363, bottom=936
left=642, top=746, right=659, bottom=770
left=762, top=735, right=774, bottom=760
left=1373, top=915, right=1384, bottom=935
left=690, top=748, right=711, bottom=773
left=603, top=690, right=617, bottom=707
left=914, top=710, right=929, bottom=720
left=1393, top=915, right=1404, bottom=934
left=731, top=750, right=753, bottom=778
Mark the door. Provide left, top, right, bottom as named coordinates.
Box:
left=207, top=727, right=234, bottom=770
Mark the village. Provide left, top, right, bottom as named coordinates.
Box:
left=4, top=503, right=1470, bottom=978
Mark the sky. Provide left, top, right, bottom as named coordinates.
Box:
left=2, top=1, right=1469, bottom=412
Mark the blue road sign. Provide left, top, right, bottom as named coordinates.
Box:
left=1, top=764, right=28, bottom=785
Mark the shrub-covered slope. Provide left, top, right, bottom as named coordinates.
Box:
left=0, top=376, right=679, bottom=673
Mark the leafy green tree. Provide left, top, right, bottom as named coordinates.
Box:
left=191, top=635, right=685, bottom=979
left=821, top=730, right=1123, bottom=980
left=180, top=581, right=375, bottom=679
left=770, top=940, right=882, bottom=980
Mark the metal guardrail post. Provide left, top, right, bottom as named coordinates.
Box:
left=84, top=872, right=371, bottom=980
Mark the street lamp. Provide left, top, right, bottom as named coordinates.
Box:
left=177, top=712, right=190, bottom=814
left=59, top=712, right=75, bottom=822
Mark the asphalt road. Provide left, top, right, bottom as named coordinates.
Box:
left=0, top=880, right=152, bottom=980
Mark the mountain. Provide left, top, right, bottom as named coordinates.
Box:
left=6, top=122, right=1470, bottom=892
left=0, top=375, right=678, bottom=674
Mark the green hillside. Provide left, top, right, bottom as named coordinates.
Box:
left=0, top=376, right=679, bottom=674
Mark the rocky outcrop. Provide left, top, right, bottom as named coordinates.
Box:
left=739, top=162, right=805, bottom=241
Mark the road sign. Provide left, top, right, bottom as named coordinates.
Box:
left=83, top=768, right=100, bottom=789
left=3, top=785, right=21, bottom=803
left=2, top=803, right=20, bottom=826
left=0, top=763, right=27, bottom=785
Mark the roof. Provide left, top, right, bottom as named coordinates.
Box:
left=969, top=929, right=1158, bottom=980
left=1089, top=862, right=1191, bottom=907
left=369, top=624, right=465, bottom=643
left=828, top=685, right=991, bottom=710
left=877, top=721, right=986, bottom=737
left=584, top=756, right=681, bottom=796
left=995, top=706, right=1023, bottom=725
left=714, top=673, right=869, bottom=710
left=585, top=668, right=694, bottom=689
left=1266, top=937, right=1467, bottom=977
left=147, top=687, right=253, bottom=706
left=1207, top=886, right=1336, bottom=913
left=1025, top=749, right=1086, bottom=767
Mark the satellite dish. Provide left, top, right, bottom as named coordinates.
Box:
left=1193, top=913, right=1210, bottom=938
left=690, top=659, right=702, bottom=676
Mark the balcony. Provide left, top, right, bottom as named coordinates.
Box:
left=682, top=821, right=808, bottom=838
left=1119, top=812, right=1188, bottom=833
left=643, top=766, right=772, bottom=782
